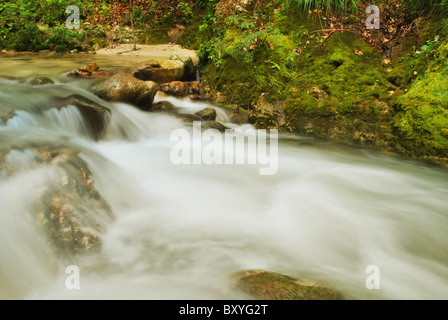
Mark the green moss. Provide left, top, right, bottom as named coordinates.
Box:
left=394, top=70, right=448, bottom=158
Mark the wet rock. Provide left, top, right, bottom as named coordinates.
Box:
left=159, top=81, right=190, bottom=97
left=0, top=142, right=114, bottom=257
left=19, top=75, right=57, bottom=86
left=0, top=108, right=15, bottom=123
left=145, top=81, right=159, bottom=94
left=155, top=91, right=168, bottom=99
left=202, top=121, right=229, bottom=132
left=231, top=270, right=343, bottom=300
left=91, top=73, right=157, bottom=111
left=189, top=94, right=212, bottom=101
left=195, top=108, right=217, bottom=121
left=173, top=113, right=203, bottom=123
left=89, top=70, right=120, bottom=78
left=44, top=94, right=111, bottom=140
left=152, top=101, right=177, bottom=113
left=82, top=63, right=100, bottom=73
left=67, top=63, right=101, bottom=77
left=131, top=59, right=185, bottom=83
left=185, top=81, right=202, bottom=95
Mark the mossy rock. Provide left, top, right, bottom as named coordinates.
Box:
left=231, top=270, right=343, bottom=300
left=393, top=72, right=448, bottom=159
left=195, top=107, right=217, bottom=121
left=131, top=59, right=185, bottom=83
left=91, top=73, right=157, bottom=111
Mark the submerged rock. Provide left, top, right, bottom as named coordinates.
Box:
left=195, top=108, right=217, bottom=121
left=19, top=75, right=57, bottom=86
left=201, top=121, right=229, bottom=132
left=131, top=59, right=185, bottom=83
left=231, top=270, right=343, bottom=300
left=91, top=73, right=157, bottom=111
left=152, top=101, right=177, bottom=113
left=43, top=94, right=112, bottom=141
left=0, top=141, right=114, bottom=257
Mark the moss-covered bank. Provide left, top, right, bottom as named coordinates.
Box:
left=199, top=0, right=448, bottom=166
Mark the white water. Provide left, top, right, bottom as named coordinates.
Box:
left=1, top=85, right=448, bottom=300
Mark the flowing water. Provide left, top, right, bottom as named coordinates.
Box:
left=1, top=57, right=448, bottom=300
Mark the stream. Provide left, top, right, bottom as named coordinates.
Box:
left=1, top=55, right=448, bottom=300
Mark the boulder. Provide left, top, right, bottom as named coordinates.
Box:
left=131, top=59, right=185, bottom=82
left=0, top=141, right=114, bottom=257
left=159, top=81, right=190, bottom=97
left=145, top=80, right=159, bottom=94
left=231, top=270, right=343, bottom=300
left=195, top=108, right=217, bottom=121
left=43, top=94, right=112, bottom=140
left=91, top=73, right=157, bottom=111
left=170, top=54, right=196, bottom=81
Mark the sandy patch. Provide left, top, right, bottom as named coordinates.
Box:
left=95, top=44, right=199, bottom=65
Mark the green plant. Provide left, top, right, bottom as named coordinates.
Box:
left=285, top=0, right=361, bottom=13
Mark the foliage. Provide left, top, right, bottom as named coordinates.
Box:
left=285, top=0, right=361, bottom=13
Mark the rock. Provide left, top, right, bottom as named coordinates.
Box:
left=202, top=121, right=229, bottom=132
left=230, top=107, right=250, bottom=124
left=0, top=108, right=15, bottom=123
left=91, top=73, right=157, bottom=111
left=89, top=70, right=120, bottom=78
left=66, top=63, right=102, bottom=78
left=170, top=54, right=196, bottom=81
left=0, top=142, right=114, bottom=257
left=152, top=101, right=177, bottom=113
left=231, top=270, right=343, bottom=300
left=189, top=94, right=211, bottom=101
left=173, top=113, right=203, bottom=123
left=19, top=75, right=56, bottom=86
left=80, top=63, right=100, bottom=73
left=159, top=81, right=190, bottom=97
left=186, top=81, right=202, bottom=95
left=195, top=108, right=217, bottom=121
left=131, top=59, right=185, bottom=83
left=145, top=81, right=159, bottom=93
left=155, top=91, right=168, bottom=99
left=43, top=94, right=112, bottom=140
